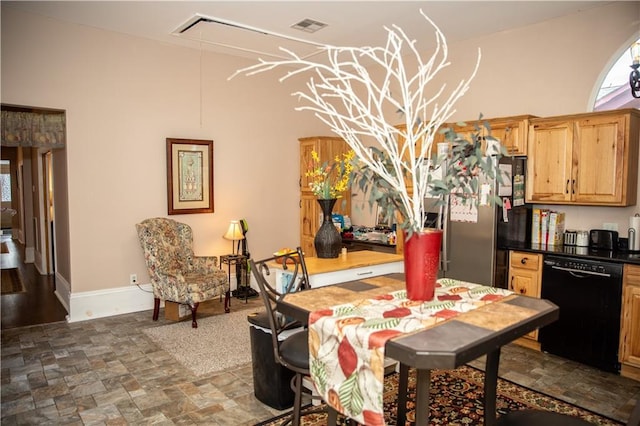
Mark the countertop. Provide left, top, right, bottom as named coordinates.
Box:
left=501, top=241, right=640, bottom=265
left=270, top=250, right=403, bottom=275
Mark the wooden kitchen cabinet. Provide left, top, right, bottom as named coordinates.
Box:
left=443, top=115, right=536, bottom=156
left=620, top=264, right=640, bottom=381
left=393, top=115, right=534, bottom=254
left=526, top=109, right=639, bottom=206
left=508, top=251, right=542, bottom=346
left=299, top=137, right=352, bottom=257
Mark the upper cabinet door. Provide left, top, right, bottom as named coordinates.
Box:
left=526, top=109, right=639, bottom=207
left=573, top=114, right=626, bottom=204
left=526, top=120, right=574, bottom=203
left=299, top=139, right=318, bottom=194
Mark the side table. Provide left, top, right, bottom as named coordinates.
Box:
left=220, top=254, right=252, bottom=302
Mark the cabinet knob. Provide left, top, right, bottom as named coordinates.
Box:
left=520, top=288, right=526, bottom=294
left=520, top=257, right=528, bottom=264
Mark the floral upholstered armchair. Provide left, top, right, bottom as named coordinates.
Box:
left=136, top=217, right=230, bottom=328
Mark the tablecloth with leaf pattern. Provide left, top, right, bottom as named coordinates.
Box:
left=308, top=278, right=513, bottom=425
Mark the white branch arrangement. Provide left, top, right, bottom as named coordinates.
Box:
left=231, top=10, right=501, bottom=235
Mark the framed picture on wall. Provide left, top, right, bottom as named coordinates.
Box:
left=376, top=204, right=393, bottom=227
left=166, top=138, right=214, bottom=215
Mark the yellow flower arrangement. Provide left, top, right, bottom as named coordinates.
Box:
left=305, top=149, right=355, bottom=199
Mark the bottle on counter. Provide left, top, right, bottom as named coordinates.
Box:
left=388, top=231, right=396, bottom=245
left=343, top=215, right=352, bottom=229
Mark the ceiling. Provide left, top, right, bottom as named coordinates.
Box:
left=4, top=1, right=610, bottom=62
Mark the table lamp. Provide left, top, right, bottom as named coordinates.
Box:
left=223, top=220, right=245, bottom=255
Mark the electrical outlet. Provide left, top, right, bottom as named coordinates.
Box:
left=130, top=274, right=138, bottom=285
left=603, top=222, right=619, bottom=232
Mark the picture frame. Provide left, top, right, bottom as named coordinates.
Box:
left=376, top=204, right=393, bottom=227
left=166, top=138, right=214, bottom=215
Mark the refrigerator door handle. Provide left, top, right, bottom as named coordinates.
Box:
left=441, top=204, right=449, bottom=272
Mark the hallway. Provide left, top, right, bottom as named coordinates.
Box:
left=1, top=234, right=67, bottom=329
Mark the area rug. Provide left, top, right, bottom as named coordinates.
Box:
left=1, top=268, right=26, bottom=295
left=1, top=242, right=9, bottom=253
left=143, top=307, right=264, bottom=376
left=257, top=366, right=622, bottom=426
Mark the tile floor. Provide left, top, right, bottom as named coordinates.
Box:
left=2, top=298, right=640, bottom=425
left=1, top=236, right=640, bottom=425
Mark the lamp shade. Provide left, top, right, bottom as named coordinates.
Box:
left=223, top=220, right=245, bottom=241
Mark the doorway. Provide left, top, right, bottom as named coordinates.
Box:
left=1, top=104, right=70, bottom=327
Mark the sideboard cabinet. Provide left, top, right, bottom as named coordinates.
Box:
left=299, top=137, right=351, bottom=257
left=526, top=109, right=639, bottom=206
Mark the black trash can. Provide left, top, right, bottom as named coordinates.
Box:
left=247, top=312, right=296, bottom=410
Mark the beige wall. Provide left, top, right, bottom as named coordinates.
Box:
left=436, top=1, right=640, bottom=232
left=352, top=1, right=640, bottom=230
left=1, top=5, right=328, bottom=293
left=2, top=2, right=639, bottom=299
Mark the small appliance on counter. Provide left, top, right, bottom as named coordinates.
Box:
left=576, top=230, right=589, bottom=247
left=589, top=229, right=619, bottom=251
left=563, top=230, right=589, bottom=247
left=628, top=214, right=640, bottom=253
left=563, top=230, right=577, bottom=246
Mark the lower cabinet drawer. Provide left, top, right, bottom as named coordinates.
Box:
left=310, top=262, right=404, bottom=288
left=510, top=251, right=541, bottom=271
left=274, top=261, right=404, bottom=291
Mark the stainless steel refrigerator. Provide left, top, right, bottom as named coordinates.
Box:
left=425, top=157, right=530, bottom=287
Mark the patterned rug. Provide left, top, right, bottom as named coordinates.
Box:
left=257, top=365, right=622, bottom=425
left=1, top=268, right=26, bottom=295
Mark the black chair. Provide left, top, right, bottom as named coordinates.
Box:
left=250, top=248, right=392, bottom=426
left=497, top=398, right=640, bottom=426
left=249, top=247, right=324, bottom=426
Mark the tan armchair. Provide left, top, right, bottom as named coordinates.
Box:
left=136, top=217, right=230, bottom=328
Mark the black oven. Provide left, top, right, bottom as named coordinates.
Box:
left=539, top=255, right=623, bottom=373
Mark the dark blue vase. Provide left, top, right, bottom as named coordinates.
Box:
left=314, top=198, right=341, bottom=258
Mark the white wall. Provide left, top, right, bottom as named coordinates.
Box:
left=2, top=2, right=639, bottom=319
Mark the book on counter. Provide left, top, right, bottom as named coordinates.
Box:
left=532, top=208, right=565, bottom=246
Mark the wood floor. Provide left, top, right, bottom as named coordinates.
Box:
left=0, top=234, right=68, bottom=329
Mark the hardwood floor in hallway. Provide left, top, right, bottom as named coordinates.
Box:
left=1, top=234, right=68, bottom=329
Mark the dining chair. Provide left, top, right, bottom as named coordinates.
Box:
left=249, top=247, right=332, bottom=426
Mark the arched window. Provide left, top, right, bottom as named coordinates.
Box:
left=594, top=38, right=640, bottom=111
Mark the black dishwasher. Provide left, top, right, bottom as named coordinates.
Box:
left=539, top=255, right=623, bottom=373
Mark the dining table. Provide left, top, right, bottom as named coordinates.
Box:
left=276, top=273, right=559, bottom=426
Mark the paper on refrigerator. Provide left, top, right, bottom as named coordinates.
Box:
left=450, top=191, right=478, bottom=223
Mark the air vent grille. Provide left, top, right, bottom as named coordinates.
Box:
left=291, top=18, right=328, bottom=33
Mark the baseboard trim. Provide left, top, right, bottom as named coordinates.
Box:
left=54, top=271, right=71, bottom=313
left=68, top=283, right=155, bottom=323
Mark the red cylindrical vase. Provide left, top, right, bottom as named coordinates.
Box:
left=403, top=229, right=443, bottom=301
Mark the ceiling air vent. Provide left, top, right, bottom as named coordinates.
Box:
left=291, top=19, right=328, bottom=33
left=172, top=13, right=325, bottom=60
